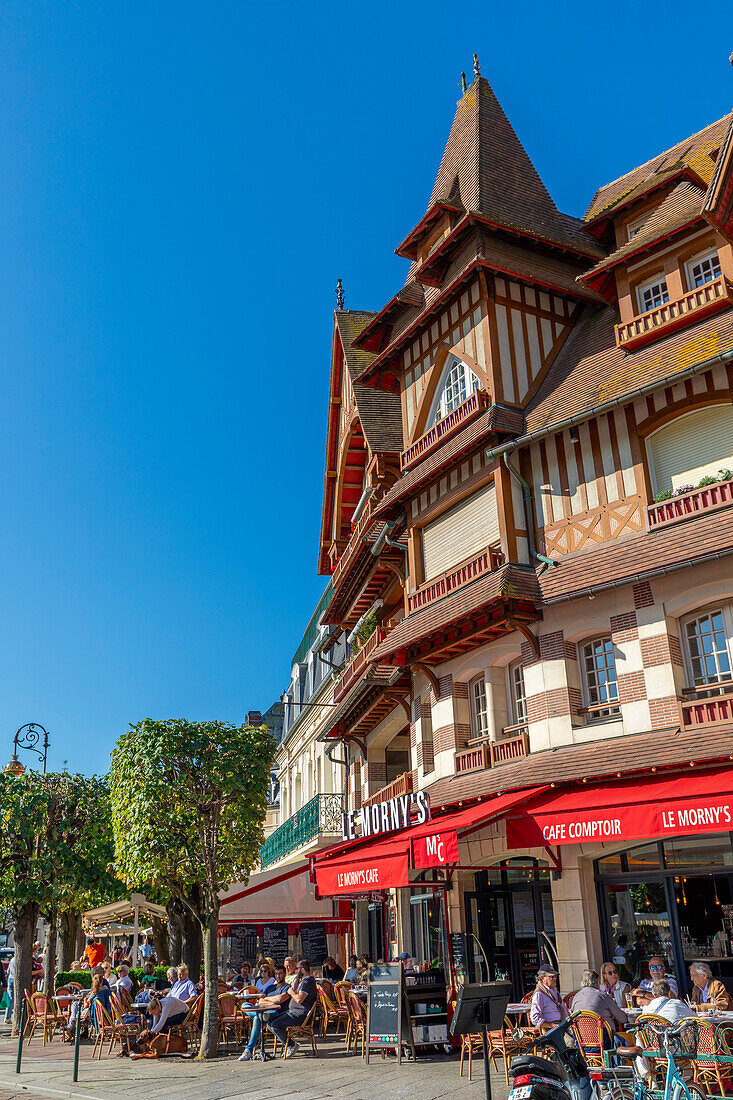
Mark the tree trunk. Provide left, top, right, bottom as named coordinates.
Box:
left=42, top=903, right=57, bottom=996
left=75, top=921, right=86, bottom=961
left=12, top=901, right=40, bottom=1036
left=167, top=904, right=182, bottom=966
left=198, top=910, right=219, bottom=1059
left=58, top=909, right=80, bottom=973
left=150, top=914, right=169, bottom=965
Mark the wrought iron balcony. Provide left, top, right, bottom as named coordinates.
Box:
left=259, top=793, right=344, bottom=869
left=616, top=275, right=733, bottom=351
left=646, top=477, right=733, bottom=531
left=400, top=390, right=491, bottom=471
left=454, top=726, right=529, bottom=775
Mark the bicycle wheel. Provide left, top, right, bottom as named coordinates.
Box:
left=672, top=1081, right=706, bottom=1100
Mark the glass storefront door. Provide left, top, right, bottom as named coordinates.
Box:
left=465, top=859, right=556, bottom=996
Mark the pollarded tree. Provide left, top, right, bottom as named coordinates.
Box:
left=0, top=771, right=114, bottom=1033
left=109, top=719, right=274, bottom=1058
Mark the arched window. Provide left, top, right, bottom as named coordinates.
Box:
left=648, top=404, right=733, bottom=495
left=429, top=355, right=480, bottom=425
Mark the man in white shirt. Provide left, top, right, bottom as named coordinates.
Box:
left=148, top=994, right=189, bottom=1034
left=632, top=980, right=693, bottom=1079
left=169, top=964, right=197, bottom=1004
left=114, top=964, right=132, bottom=996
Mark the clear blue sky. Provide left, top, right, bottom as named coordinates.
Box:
left=0, top=1, right=729, bottom=777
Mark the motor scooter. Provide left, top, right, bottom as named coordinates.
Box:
left=507, top=1014, right=593, bottom=1100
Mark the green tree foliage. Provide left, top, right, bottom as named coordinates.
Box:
left=0, top=771, right=114, bottom=1033
left=109, top=718, right=274, bottom=1058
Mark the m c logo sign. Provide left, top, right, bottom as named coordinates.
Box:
left=412, top=829, right=458, bottom=869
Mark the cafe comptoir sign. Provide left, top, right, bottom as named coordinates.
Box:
left=341, top=791, right=431, bottom=841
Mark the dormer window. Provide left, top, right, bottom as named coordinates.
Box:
left=637, top=274, right=669, bottom=314
left=430, top=355, right=480, bottom=425
left=686, top=249, right=721, bottom=290
left=627, top=213, right=648, bottom=241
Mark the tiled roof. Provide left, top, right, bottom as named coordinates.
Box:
left=584, top=112, right=732, bottom=221
left=374, top=404, right=525, bottom=520
left=539, top=504, right=733, bottom=603
left=523, top=304, right=733, bottom=436
left=581, top=181, right=707, bottom=282
left=374, top=564, right=541, bottom=662
left=334, top=311, right=403, bottom=453
left=423, top=77, right=601, bottom=259
left=424, top=724, right=733, bottom=807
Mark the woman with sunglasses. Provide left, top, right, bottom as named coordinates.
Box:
left=600, top=961, right=631, bottom=1007
left=631, top=956, right=678, bottom=1006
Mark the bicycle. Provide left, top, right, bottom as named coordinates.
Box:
left=588, top=1021, right=706, bottom=1100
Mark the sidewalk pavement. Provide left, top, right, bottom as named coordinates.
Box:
left=0, top=1028, right=510, bottom=1100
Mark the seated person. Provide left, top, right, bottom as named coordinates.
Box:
left=356, top=958, right=369, bottom=986
left=530, top=964, right=568, bottom=1028
left=632, top=957, right=678, bottom=1006
left=644, top=978, right=695, bottom=1023
left=266, top=957, right=318, bottom=1058
left=239, top=961, right=253, bottom=985
left=283, top=957, right=297, bottom=986
left=139, top=960, right=166, bottom=991
left=255, top=962, right=276, bottom=995
left=321, top=955, right=345, bottom=982
left=92, top=964, right=110, bottom=990
left=343, top=955, right=359, bottom=984
left=600, top=961, right=631, bottom=1008
left=238, top=964, right=290, bottom=1061
left=147, top=993, right=189, bottom=1034
left=689, top=962, right=733, bottom=1011
left=64, top=974, right=110, bottom=1040
left=571, top=969, right=628, bottom=1037
left=113, top=964, right=133, bottom=997
left=169, top=964, right=198, bottom=1003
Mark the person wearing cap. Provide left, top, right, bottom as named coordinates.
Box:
left=530, top=964, right=568, bottom=1029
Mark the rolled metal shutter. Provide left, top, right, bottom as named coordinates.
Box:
left=422, top=481, right=499, bottom=580
left=649, top=404, right=733, bottom=493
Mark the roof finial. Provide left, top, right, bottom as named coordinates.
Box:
left=335, top=278, right=345, bottom=310
left=473, top=53, right=481, bottom=79
left=460, top=71, right=468, bottom=94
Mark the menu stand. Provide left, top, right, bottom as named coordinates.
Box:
left=450, top=981, right=512, bottom=1100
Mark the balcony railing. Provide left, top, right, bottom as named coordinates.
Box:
left=259, top=793, right=344, bottom=869
left=408, top=545, right=504, bottom=614
left=616, top=275, right=733, bottom=351
left=333, top=628, right=385, bottom=703
left=400, top=390, right=491, bottom=471
left=332, top=502, right=376, bottom=591
left=682, top=684, right=733, bottom=728
left=454, top=727, right=530, bottom=775
left=646, top=477, right=733, bottom=531
left=363, top=771, right=413, bottom=807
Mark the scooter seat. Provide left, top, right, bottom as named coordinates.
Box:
left=615, top=1045, right=643, bottom=1057
left=509, top=1054, right=563, bottom=1080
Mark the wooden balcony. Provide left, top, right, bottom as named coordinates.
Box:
left=400, top=390, right=491, bottom=471
left=616, top=275, right=733, bottom=351
left=408, top=545, right=504, bottom=614
left=332, top=502, right=376, bottom=591
left=646, top=477, right=733, bottom=531
left=454, top=727, right=530, bottom=775
left=682, top=685, right=733, bottom=728
left=363, top=770, right=413, bottom=807
left=333, top=628, right=385, bottom=704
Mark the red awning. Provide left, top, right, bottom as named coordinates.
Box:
left=313, top=786, right=545, bottom=897
left=505, top=765, right=733, bottom=848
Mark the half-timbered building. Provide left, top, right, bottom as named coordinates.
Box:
left=311, top=65, right=733, bottom=999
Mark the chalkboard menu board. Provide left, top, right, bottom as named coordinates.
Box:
left=300, top=923, right=328, bottom=968
left=366, top=962, right=414, bottom=1064
left=229, top=924, right=257, bottom=968
left=261, top=923, right=288, bottom=964
left=450, top=932, right=468, bottom=976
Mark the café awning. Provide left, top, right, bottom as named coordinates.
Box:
left=313, top=786, right=546, bottom=897
left=504, top=764, right=733, bottom=848
left=219, top=862, right=348, bottom=928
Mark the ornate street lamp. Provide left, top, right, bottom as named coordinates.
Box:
left=3, top=723, right=50, bottom=776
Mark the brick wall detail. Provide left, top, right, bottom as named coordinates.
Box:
left=617, top=670, right=647, bottom=703
left=641, top=633, right=684, bottom=668
left=633, top=581, right=654, bottom=608
left=610, top=611, right=639, bottom=643
left=648, top=696, right=681, bottom=729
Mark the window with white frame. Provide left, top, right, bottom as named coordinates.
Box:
left=683, top=608, right=733, bottom=688
left=637, top=274, right=669, bottom=314
left=580, top=637, right=620, bottom=720
left=686, top=249, right=721, bottom=290
left=508, top=661, right=527, bottom=725
left=627, top=213, right=648, bottom=241
left=471, top=676, right=490, bottom=739
left=429, top=355, right=480, bottom=425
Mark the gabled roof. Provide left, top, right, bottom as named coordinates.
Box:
left=584, top=112, right=732, bottom=223
left=397, top=76, right=601, bottom=263
left=334, top=311, right=403, bottom=453
left=703, top=114, right=733, bottom=245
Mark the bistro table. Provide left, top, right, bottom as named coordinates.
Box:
left=237, top=991, right=274, bottom=1061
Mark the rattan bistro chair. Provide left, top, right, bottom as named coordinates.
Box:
left=569, top=1010, right=615, bottom=1069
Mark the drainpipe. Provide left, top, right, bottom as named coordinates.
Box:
left=325, top=742, right=349, bottom=767
left=351, top=486, right=374, bottom=527
left=501, top=451, right=558, bottom=576
left=347, top=599, right=384, bottom=647
left=370, top=518, right=407, bottom=557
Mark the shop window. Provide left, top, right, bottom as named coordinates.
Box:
left=471, top=675, right=490, bottom=739
left=664, top=833, right=733, bottom=869
left=580, top=636, right=620, bottom=721
left=648, top=404, right=733, bottom=495
left=509, top=661, right=527, bottom=725
left=682, top=608, right=733, bottom=688
left=686, top=248, right=721, bottom=289
left=637, top=274, right=669, bottom=313
left=428, top=355, right=480, bottom=425
left=596, top=850, right=624, bottom=875
left=408, top=889, right=446, bottom=968
left=625, top=843, right=662, bottom=872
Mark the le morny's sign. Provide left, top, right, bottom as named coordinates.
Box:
left=341, top=790, right=430, bottom=841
